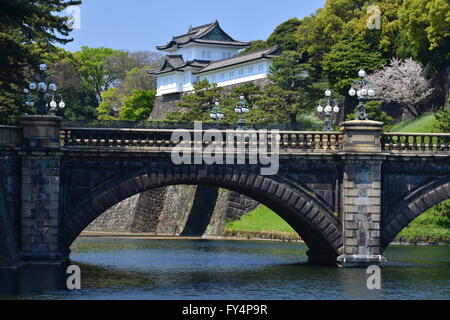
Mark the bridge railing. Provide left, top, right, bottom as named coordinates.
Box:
left=381, top=133, right=450, bottom=152
left=60, top=128, right=343, bottom=152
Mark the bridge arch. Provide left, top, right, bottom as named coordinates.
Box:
left=60, top=162, right=342, bottom=265
left=381, top=175, right=450, bottom=250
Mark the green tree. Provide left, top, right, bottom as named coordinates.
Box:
left=267, top=18, right=301, bottom=51
left=252, top=51, right=318, bottom=126
left=73, top=46, right=120, bottom=101
left=398, top=0, right=450, bottom=71
left=322, top=29, right=386, bottom=96
left=119, top=90, right=155, bottom=121
left=166, top=80, right=221, bottom=122
left=0, top=0, right=81, bottom=124
left=434, top=107, right=450, bottom=133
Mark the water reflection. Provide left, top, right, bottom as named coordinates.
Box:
left=0, top=238, right=449, bottom=300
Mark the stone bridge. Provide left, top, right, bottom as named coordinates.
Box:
left=0, top=116, right=449, bottom=269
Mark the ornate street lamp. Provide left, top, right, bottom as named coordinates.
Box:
left=235, top=94, right=250, bottom=130
left=317, top=89, right=340, bottom=132
left=209, top=99, right=224, bottom=126
left=348, top=69, right=375, bottom=120
left=24, top=63, right=65, bottom=115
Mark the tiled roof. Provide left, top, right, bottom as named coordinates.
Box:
left=193, top=45, right=282, bottom=75
left=156, top=21, right=250, bottom=50
left=148, top=56, right=210, bottom=75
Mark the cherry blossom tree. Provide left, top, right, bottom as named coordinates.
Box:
left=366, top=58, right=434, bottom=117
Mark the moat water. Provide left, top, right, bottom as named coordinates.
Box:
left=0, top=237, right=449, bottom=300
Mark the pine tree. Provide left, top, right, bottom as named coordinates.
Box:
left=0, top=0, right=81, bottom=124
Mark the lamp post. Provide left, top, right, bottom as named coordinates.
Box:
left=235, top=94, right=250, bottom=130
left=209, top=99, right=224, bottom=127
left=317, top=89, right=340, bottom=132
left=348, top=69, right=375, bottom=121
left=25, top=63, right=65, bottom=116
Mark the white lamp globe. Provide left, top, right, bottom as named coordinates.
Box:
left=29, top=83, right=37, bottom=90
left=240, top=95, right=245, bottom=101
left=50, top=100, right=57, bottom=109
left=24, top=88, right=29, bottom=94
left=218, top=113, right=224, bottom=119
left=38, top=82, right=47, bottom=91
left=49, top=83, right=57, bottom=91
left=368, top=89, right=375, bottom=97
left=325, top=105, right=332, bottom=113
left=235, top=108, right=241, bottom=113
left=333, top=106, right=340, bottom=113
left=360, top=88, right=368, bottom=96
left=39, top=63, right=47, bottom=71
left=317, top=106, right=324, bottom=113
left=215, top=101, right=220, bottom=107
left=242, top=108, right=249, bottom=113
left=349, top=88, right=356, bottom=96
left=59, top=101, right=66, bottom=109
left=210, top=113, right=216, bottom=119
left=29, top=101, right=34, bottom=107
left=325, top=89, right=332, bottom=97
left=358, top=69, right=366, bottom=77
left=357, top=90, right=362, bottom=97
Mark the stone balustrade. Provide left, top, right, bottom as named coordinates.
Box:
left=381, top=133, right=450, bottom=152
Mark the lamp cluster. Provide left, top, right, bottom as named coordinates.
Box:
left=317, top=89, right=340, bottom=132
left=24, top=63, right=65, bottom=115
left=348, top=69, right=375, bottom=120
left=209, top=100, right=225, bottom=124
left=235, top=94, right=250, bottom=130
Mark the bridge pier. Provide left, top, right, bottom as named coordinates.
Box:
left=19, top=116, right=66, bottom=266
left=337, top=121, right=387, bottom=267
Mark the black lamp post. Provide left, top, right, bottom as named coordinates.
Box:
left=25, top=63, right=65, bottom=116
left=348, top=69, right=375, bottom=121
left=235, top=94, right=250, bottom=130
left=317, top=89, right=340, bottom=132
left=209, top=99, right=224, bottom=127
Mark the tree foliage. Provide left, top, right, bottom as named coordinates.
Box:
left=0, top=0, right=81, bottom=124
left=366, top=58, right=434, bottom=117
left=251, top=51, right=319, bottom=125
left=166, top=80, right=221, bottom=122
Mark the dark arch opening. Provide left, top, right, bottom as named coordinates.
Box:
left=381, top=176, right=450, bottom=251
left=60, top=163, right=342, bottom=265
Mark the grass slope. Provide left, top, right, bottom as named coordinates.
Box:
left=390, top=113, right=437, bottom=133
left=226, top=112, right=449, bottom=244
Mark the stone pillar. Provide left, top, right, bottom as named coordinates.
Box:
left=337, top=120, right=387, bottom=267
left=19, top=115, right=65, bottom=266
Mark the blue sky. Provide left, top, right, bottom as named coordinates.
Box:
left=62, top=0, right=326, bottom=52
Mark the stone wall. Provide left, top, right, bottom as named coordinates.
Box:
left=85, top=185, right=259, bottom=237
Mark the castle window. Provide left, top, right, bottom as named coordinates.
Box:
left=207, top=51, right=212, bottom=59
left=211, top=75, right=216, bottom=81
left=220, top=73, right=225, bottom=79
left=222, top=52, right=227, bottom=59
left=229, top=71, right=234, bottom=77
left=238, top=69, right=244, bottom=75
left=227, top=53, right=232, bottom=58
left=248, top=66, right=254, bottom=73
